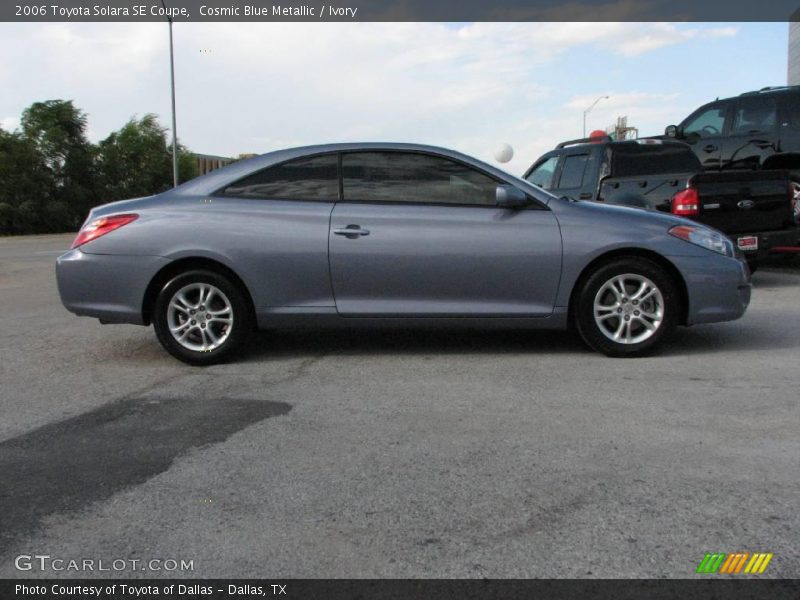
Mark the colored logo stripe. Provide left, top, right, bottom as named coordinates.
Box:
left=744, top=553, right=773, bottom=574
left=697, top=553, right=726, bottom=574
left=697, top=552, right=773, bottom=574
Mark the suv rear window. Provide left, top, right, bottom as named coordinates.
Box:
left=611, top=144, right=701, bottom=177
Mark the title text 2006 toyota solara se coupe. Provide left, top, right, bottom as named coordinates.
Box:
left=56, top=143, right=751, bottom=364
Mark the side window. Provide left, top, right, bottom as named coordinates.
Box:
left=219, top=154, right=338, bottom=200
left=341, top=152, right=499, bottom=206
left=557, top=154, right=589, bottom=189
left=732, top=97, right=777, bottom=135
left=781, top=93, right=800, bottom=129
left=682, top=104, right=727, bottom=138
left=525, top=155, right=560, bottom=189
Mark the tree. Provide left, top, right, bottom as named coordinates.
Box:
left=0, top=127, right=53, bottom=233
left=97, top=114, right=197, bottom=201
left=0, top=101, right=202, bottom=235
left=20, top=100, right=97, bottom=229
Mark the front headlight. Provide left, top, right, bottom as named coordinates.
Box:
left=668, top=225, right=735, bottom=257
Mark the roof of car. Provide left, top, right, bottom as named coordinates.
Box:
left=553, top=137, right=688, bottom=150
left=738, top=85, right=800, bottom=97
left=169, top=142, right=520, bottom=197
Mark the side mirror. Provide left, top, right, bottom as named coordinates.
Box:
left=496, top=184, right=530, bottom=208
left=665, top=124, right=679, bottom=138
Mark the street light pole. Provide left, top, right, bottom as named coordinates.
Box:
left=162, top=0, right=178, bottom=187
left=583, top=95, right=609, bottom=138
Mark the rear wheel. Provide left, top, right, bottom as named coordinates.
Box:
left=575, top=258, right=679, bottom=357
left=153, top=269, right=252, bottom=365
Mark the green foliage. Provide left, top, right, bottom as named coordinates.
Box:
left=21, top=100, right=97, bottom=228
left=178, top=146, right=199, bottom=183
left=0, top=202, right=13, bottom=234
left=14, top=200, right=40, bottom=234
left=0, top=101, right=207, bottom=235
left=97, top=114, right=173, bottom=200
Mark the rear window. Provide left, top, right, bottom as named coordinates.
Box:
left=610, top=144, right=701, bottom=178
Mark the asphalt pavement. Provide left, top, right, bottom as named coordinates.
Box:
left=0, top=233, right=798, bottom=578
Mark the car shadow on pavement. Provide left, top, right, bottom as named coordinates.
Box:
left=753, top=268, right=800, bottom=288
left=241, top=328, right=588, bottom=362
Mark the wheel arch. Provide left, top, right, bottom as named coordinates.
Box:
left=567, top=248, right=690, bottom=327
left=142, top=257, right=256, bottom=326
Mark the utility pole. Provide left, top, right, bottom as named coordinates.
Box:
left=162, top=0, right=179, bottom=187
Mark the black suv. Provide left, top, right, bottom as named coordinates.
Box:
left=664, top=86, right=800, bottom=178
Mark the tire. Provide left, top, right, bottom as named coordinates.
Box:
left=153, top=269, right=252, bottom=365
left=574, top=258, right=680, bottom=357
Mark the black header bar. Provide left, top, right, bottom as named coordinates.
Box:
left=3, top=0, right=800, bottom=22
left=3, top=579, right=800, bottom=600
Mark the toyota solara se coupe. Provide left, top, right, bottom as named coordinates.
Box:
left=56, top=143, right=751, bottom=365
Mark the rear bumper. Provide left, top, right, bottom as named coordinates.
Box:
left=669, top=253, right=751, bottom=325
left=56, top=249, right=171, bottom=325
left=728, top=228, right=800, bottom=258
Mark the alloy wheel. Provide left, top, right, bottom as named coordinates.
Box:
left=593, top=274, right=664, bottom=345
left=166, top=282, right=234, bottom=352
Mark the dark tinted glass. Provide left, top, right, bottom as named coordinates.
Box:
left=732, top=97, right=777, bottom=135
left=782, top=93, right=800, bottom=128
left=221, top=154, right=338, bottom=200
left=342, top=152, right=498, bottom=206
left=558, top=154, right=589, bottom=188
left=683, top=105, right=726, bottom=137
left=526, top=155, right=559, bottom=189
left=611, top=143, right=702, bottom=177
left=782, top=92, right=800, bottom=128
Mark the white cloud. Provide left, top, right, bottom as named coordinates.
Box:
left=0, top=22, right=742, bottom=173
left=1, top=116, right=20, bottom=132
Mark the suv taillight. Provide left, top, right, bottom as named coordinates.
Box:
left=671, top=187, right=699, bottom=217
left=71, top=214, right=138, bottom=249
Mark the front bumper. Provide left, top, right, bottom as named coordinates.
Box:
left=56, top=249, right=171, bottom=325
left=669, top=253, right=751, bottom=326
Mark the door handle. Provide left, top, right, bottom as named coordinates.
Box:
left=333, top=225, right=370, bottom=238
left=703, top=144, right=718, bottom=153
left=579, top=192, right=593, bottom=199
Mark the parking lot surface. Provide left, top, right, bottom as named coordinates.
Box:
left=1, top=233, right=798, bottom=578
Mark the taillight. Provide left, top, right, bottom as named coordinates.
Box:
left=71, top=214, right=138, bottom=249
left=671, top=187, right=699, bottom=216
left=790, top=181, right=800, bottom=223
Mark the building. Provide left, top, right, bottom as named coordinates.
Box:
left=790, top=13, right=800, bottom=86
left=194, top=153, right=234, bottom=176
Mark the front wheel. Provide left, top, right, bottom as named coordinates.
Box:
left=575, top=258, right=680, bottom=357
left=153, top=269, right=252, bottom=365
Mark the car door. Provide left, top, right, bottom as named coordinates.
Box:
left=679, top=102, right=729, bottom=169
left=721, top=95, right=779, bottom=170
left=552, top=149, right=599, bottom=200
left=328, top=151, right=562, bottom=316
left=213, top=153, right=338, bottom=310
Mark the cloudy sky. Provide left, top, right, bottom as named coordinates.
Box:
left=0, top=21, right=789, bottom=173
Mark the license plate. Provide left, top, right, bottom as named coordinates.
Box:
left=737, top=236, right=758, bottom=251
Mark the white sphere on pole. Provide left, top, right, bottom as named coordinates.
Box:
left=494, top=143, right=514, bottom=163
